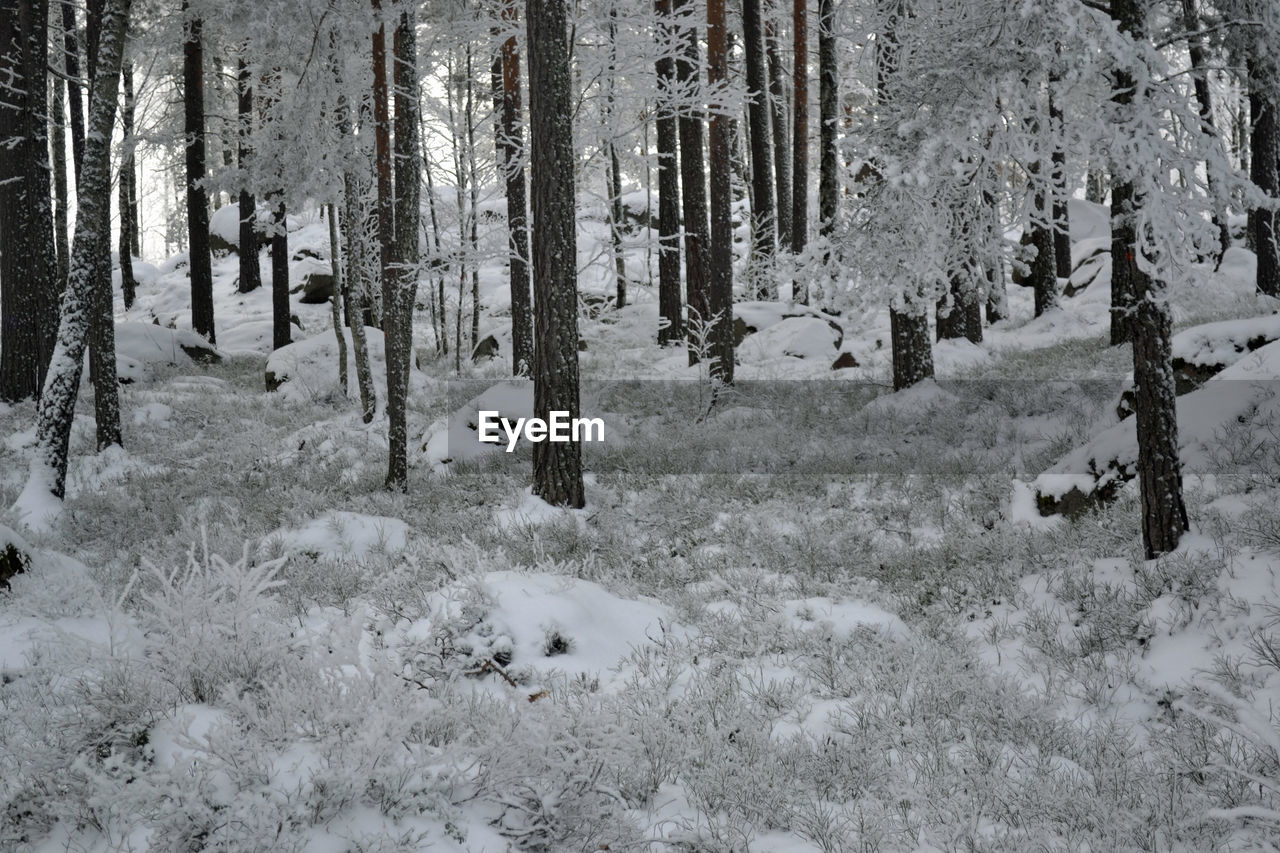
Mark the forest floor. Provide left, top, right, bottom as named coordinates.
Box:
left=3, top=202, right=1280, bottom=851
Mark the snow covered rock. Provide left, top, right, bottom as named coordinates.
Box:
left=1170, top=313, right=1280, bottom=393
left=208, top=204, right=243, bottom=254
left=1035, top=339, right=1280, bottom=516
left=422, top=381, right=533, bottom=466
left=732, top=301, right=844, bottom=347
left=288, top=254, right=335, bottom=304
left=114, top=322, right=222, bottom=383
left=737, top=316, right=842, bottom=362
left=265, top=326, right=388, bottom=400
left=265, top=511, right=411, bottom=561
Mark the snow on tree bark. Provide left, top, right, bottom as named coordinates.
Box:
left=370, top=0, right=393, bottom=329
left=817, top=0, right=836, bottom=236
left=655, top=0, right=684, bottom=346
left=764, top=8, right=792, bottom=250
left=0, top=0, right=60, bottom=402
left=271, top=199, right=291, bottom=350
left=528, top=0, right=585, bottom=508
left=237, top=55, right=262, bottom=294
left=674, top=0, right=710, bottom=364
left=21, top=0, right=132, bottom=509
left=119, top=58, right=138, bottom=308
left=708, top=0, right=734, bottom=383
left=497, top=0, right=533, bottom=374
left=1107, top=0, right=1142, bottom=346
left=385, top=5, right=420, bottom=493
left=1248, top=68, right=1279, bottom=298
left=791, top=0, right=808, bottom=270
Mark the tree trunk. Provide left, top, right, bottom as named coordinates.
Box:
left=0, top=0, right=59, bottom=402
left=184, top=4, right=215, bottom=343
left=371, top=0, right=393, bottom=329
left=1048, top=82, right=1071, bottom=282
left=765, top=8, right=791, bottom=249
left=119, top=57, right=138, bottom=308
left=655, top=0, right=683, bottom=345
left=498, top=0, right=533, bottom=372
left=817, top=0, right=836, bottom=235
left=890, top=300, right=933, bottom=391
left=342, top=169, right=377, bottom=422
left=271, top=199, right=290, bottom=349
left=1029, top=88, right=1058, bottom=318
left=707, top=0, right=734, bottom=383
left=527, top=0, right=585, bottom=508
left=1182, top=0, right=1230, bottom=263
left=24, top=0, right=131, bottom=507
left=327, top=203, right=348, bottom=395
left=674, top=0, right=710, bottom=364
left=385, top=6, right=420, bottom=492
left=51, top=23, right=70, bottom=291
left=1249, top=68, right=1279, bottom=297
left=791, top=0, right=808, bottom=279
left=605, top=2, right=627, bottom=309
left=1113, top=0, right=1187, bottom=558
left=1108, top=1, right=1143, bottom=346
left=466, top=45, right=481, bottom=347
left=237, top=56, right=262, bottom=293
left=61, top=0, right=85, bottom=187
left=1086, top=166, right=1107, bottom=204
left=743, top=0, right=776, bottom=297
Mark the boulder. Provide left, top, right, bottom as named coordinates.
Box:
left=0, top=525, right=31, bottom=590
left=296, top=271, right=335, bottom=304
left=732, top=301, right=844, bottom=348
left=831, top=351, right=859, bottom=370
left=1170, top=314, right=1280, bottom=394
left=738, top=316, right=842, bottom=362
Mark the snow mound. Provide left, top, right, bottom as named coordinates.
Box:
left=738, top=316, right=842, bottom=362
left=209, top=204, right=245, bottom=249
left=265, top=326, right=401, bottom=404
left=1170, top=313, right=1280, bottom=391
left=114, top=322, right=222, bottom=383
left=265, top=511, right=411, bottom=560
left=1035, top=339, right=1280, bottom=514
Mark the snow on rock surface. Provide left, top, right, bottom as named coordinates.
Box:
left=266, top=326, right=408, bottom=403
left=113, top=322, right=222, bottom=383
left=208, top=203, right=245, bottom=250
left=1035, top=339, right=1280, bottom=514
left=737, top=316, right=842, bottom=362
left=1170, top=312, right=1280, bottom=391
left=265, top=511, right=412, bottom=560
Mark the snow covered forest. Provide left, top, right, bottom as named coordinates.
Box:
left=3, top=0, right=1280, bottom=848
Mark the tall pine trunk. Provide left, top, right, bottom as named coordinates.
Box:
left=61, top=0, right=85, bottom=186
left=184, top=4, right=215, bottom=343
left=1248, top=65, right=1279, bottom=297
left=764, top=8, right=791, bottom=249
left=817, top=0, right=836, bottom=235
left=21, top=0, right=131, bottom=512
left=674, top=0, right=710, bottom=363
left=655, top=0, right=683, bottom=345
left=271, top=198, right=290, bottom=349
left=51, top=23, right=70, bottom=291
left=528, top=0, right=585, bottom=508
left=0, top=0, right=59, bottom=402
left=498, top=0, right=533, bottom=373
left=371, top=0, right=393, bottom=329
left=385, top=5, right=420, bottom=492
left=707, top=0, right=734, bottom=382
left=1048, top=81, right=1071, bottom=282
left=791, top=0, right=808, bottom=281
left=1182, top=0, right=1229, bottom=262
left=743, top=0, right=776, bottom=296
left=119, top=56, right=138, bottom=308
left=237, top=55, right=261, bottom=293
left=1113, top=0, right=1188, bottom=558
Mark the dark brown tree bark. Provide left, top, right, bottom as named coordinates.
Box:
left=528, top=0, right=585, bottom=508
left=605, top=2, right=627, bottom=309
left=184, top=3, right=215, bottom=343
left=0, top=0, right=59, bottom=402
left=237, top=56, right=261, bottom=293
left=61, top=0, right=85, bottom=187
left=817, top=0, right=836, bottom=235
left=1249, top=65, right=1279, bottom=297
left=28, top=0, right=131, bottom=503
left=371, top=0, right=393, bottom=327
left=1182, top=0, right=1229, bottom=263
left=743, top=0, right=776, bottom=296
left=119, top=57, right=138, bottom=308
left=707, top=0, right=734, bottom=382
left=1048, top=82, right=1071, bottom=282
left=674, top=0, right=710, bottom=363
left=498, top=0, right=533, bottom=372
left=1030, top=180, right=1058, bottom=317
left=271, top=199, right=290, bottom=350
left=386, top=5, right=420, bottom=492
left=1108, top=0, right=1144, bottom=346
left=51, top=18, right=70, bottom=291
left=655, top=0, right=683, bottom=345
left=1114, top=0, right=1187, bottom=558
left=765, top=8, right=791, bottom=249
left=791, top=0, right=808, bottom=274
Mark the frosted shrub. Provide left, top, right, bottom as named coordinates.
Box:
left=139, top=541, right=291, bottom=704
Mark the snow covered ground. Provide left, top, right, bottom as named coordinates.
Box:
left=3, top=208, right=1280, bottom=852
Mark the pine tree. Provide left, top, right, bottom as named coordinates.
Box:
left=119, top=57, right=139, bottom=308
left=708, top=0, right=734, bottom=382
left=528, top=0, right=585, bottom=508
left=1248, top=61, right=1278, bottom=297
left=22, top=0, right=132, bottom=509
left=0, top=0, right=59, bottom=402
left=764, top=6, right=791, bottom=249
left=237, top=55, right=262, bottom=294
left=497, top=0, right=533, bottom=373
left=385, top=3, right=420, bottom=492
left=742, top=0, right=776, bottom=296
left=371, top=0, right=393, bottom=329
left=791, top=0, right=809, bottom=288
left=184, top=2, right=215, bottom=343
left=817, top=0, right=836, bottom=235
left=655, top=0, right=683, bottom=345
left=674, top=0, right=710, bottom=363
